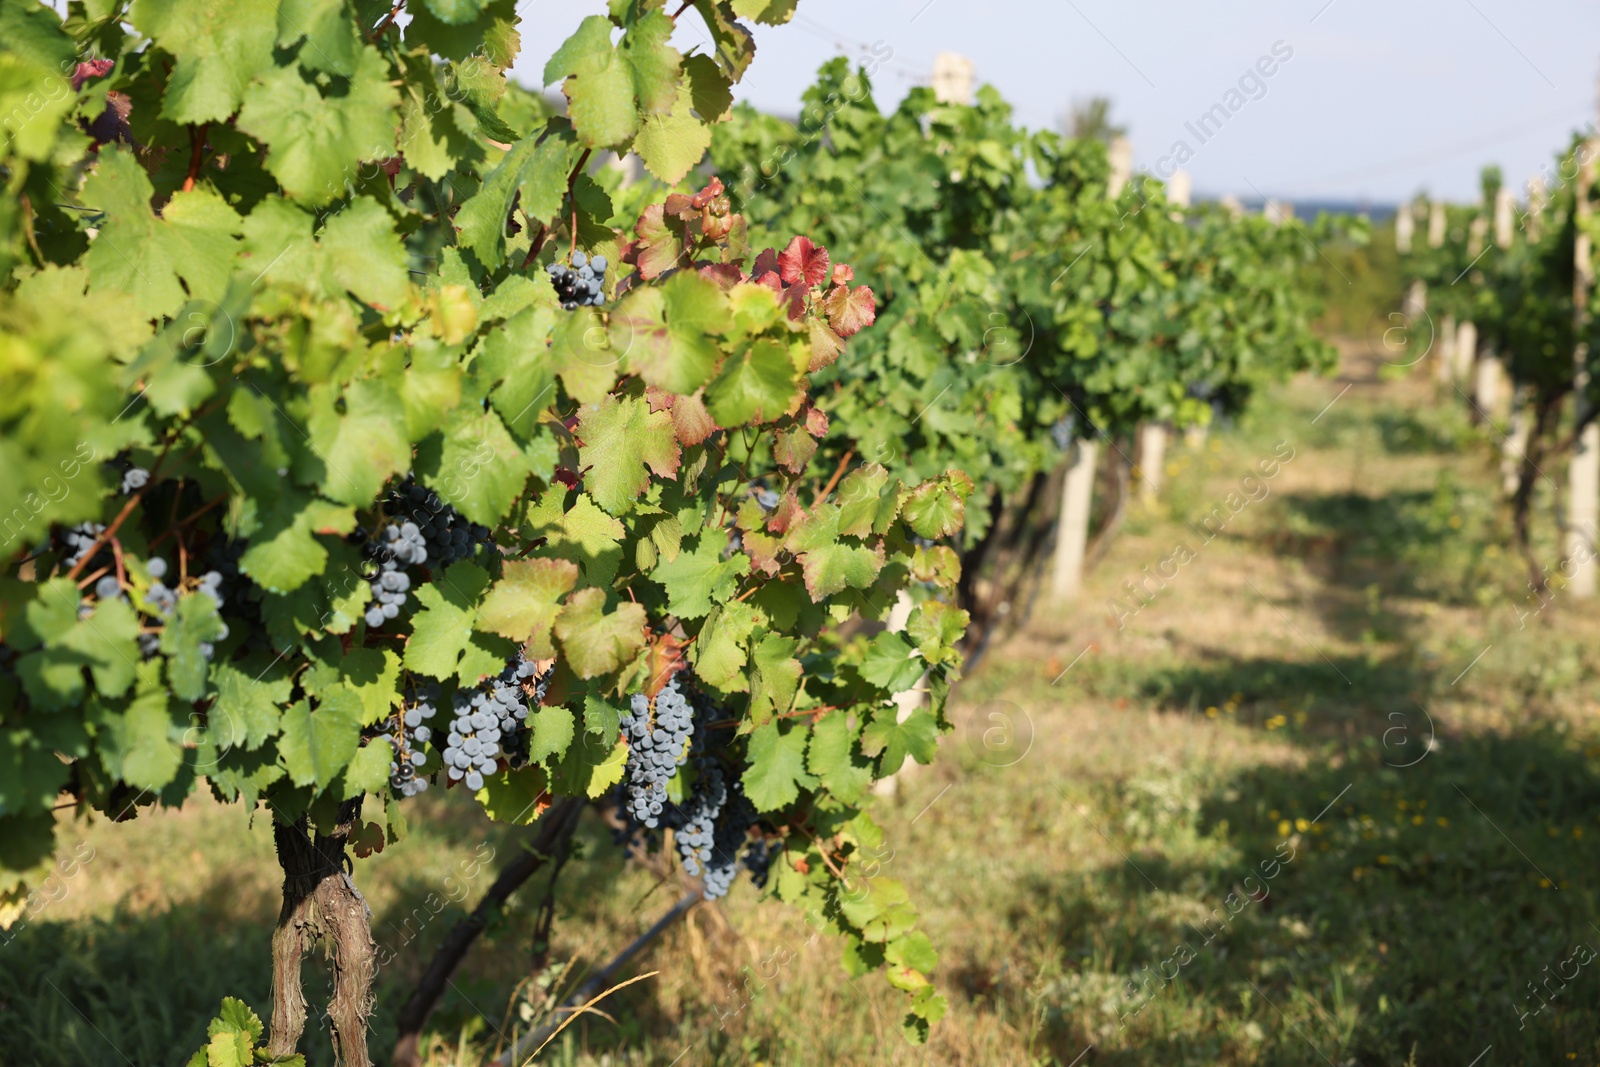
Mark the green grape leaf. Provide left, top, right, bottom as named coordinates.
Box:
left=404, top=0, right=517, bottom=62
left=633, top=83, right=712, bottom=185
left=834, top=464, right=891, bottom=538
left=161, top=593, right=227, bottom=702
left=237, top=48, right=400, bottom=206
left=649, top=531, right=749, bottom=620
left=885, top=930, right=939, bottom=975
left=899, top=470, right=974, bottom=540
left=129, top=0, right=277, bottom=124
left=858, top=631, right=924, bottom=691
left=404, top=561, right=492, bottom=680
left=0, top=53, right=75, bottom=161
left=417, top=406, right=529, bottom=525
left=860, top=706, right=938, bottom=776
left=306, top=379, right=412, bottom=507
left=575, top=393, right=680, bottom=515
left=524, top=492, right=626, bottom=589
left=477, top=558, right=578, bottom=655
left=208, top=657, right=292, bottom=752
left=691, top=600, right=762, bottom=692
left=276, top=0, right=364, bottom=75
left=806, top=712, right=872, bottom=804
left=476, top=765, right=550, bottom=824
left=82, top=149, right=242, bottom=317
left=527, top=705, right=576, bottom=764
left=553, top=587, right=646, bottom=678
left=730, top=0, right=797, bottom=23
left=614, top=270, right=727, bottom=394
left=238, top=495, right=355, bottom=594
left=341, top=741, right=394, bottom=798
left=319, top=198, right=413, bottom=309
left=742, top=720, right=815, bottom=811
left=457, top=132, right=584, bottom=271
left=681, top=53, right=733, bottom=122
left=0, top=730, right=72, bottom=820
left=748, top=633, right=800, bottom=725
left=542, top=15, right=638, bottom=148
left=550, top=733, right=627, bottom=797
left=839, top=876, right=918, bottom=943
left=422, top=0, right=485, bottom=23
left=104, top=689, right=184, bottom=790
left=705, top=337, right=799, bottom=426
left=277, top=689, right=363, bottom=788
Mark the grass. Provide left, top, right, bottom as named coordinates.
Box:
left=7, top=343, right=1600, bottom=1066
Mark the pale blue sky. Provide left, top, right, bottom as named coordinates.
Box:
left=509, top=0, right=1600, bottom=205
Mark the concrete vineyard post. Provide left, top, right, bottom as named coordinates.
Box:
left=871, top=591, right=927, bottom=798
left=1495, top=187, right=1515, bottom=249
left=1568, top=140, right=1599, bottom=597
left=1503, top=385, right=1533, bottom=496
left=1139, top=423, right=1167, bottom=503
left=1052, top=439, right=1099, bottom=602
left=1395, top=206, right=1413, bottom=253
left=1454, top=319, right=1477, bottom=383
left=1437, top=313, right=1457, bottom=384
left=932, top=52, right=975, bottom=106
left=1108, top=136, right=1134, bottom=198
left=1428, top=201, right=1447, bottom=248
left=1475, top=348, right=1503, bottom=421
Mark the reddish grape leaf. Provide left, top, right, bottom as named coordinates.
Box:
left=778, top=235, right=829, bottom=287
left=823, top=284, right=876, bottom=338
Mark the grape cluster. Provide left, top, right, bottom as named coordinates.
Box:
left=441, top=653, right=548, bottom=791
left=1050, top=416, right=1077, bottom=452
left=358, top=476, right=490, bottom=629
left=619, top=677, right=694, bottom=829
left=611, top=675, right=775, bottom=900
left=700, top=790, right=762, bottom=900
left=381, top=477, right=490, bottom=567
left=58, top=522, right=106, bottom=568
left=120, top=466, right=149, bottom=496
left=548, top=250, right=608, bottom=310
left=380, top=684, right=439, bottom=798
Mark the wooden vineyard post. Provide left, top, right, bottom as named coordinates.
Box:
left=1139, top=423, right=1167, bottom=503
left=1568, top=138, right=1598, bottom=597
left=1051, top=438, right=1099, bottom=602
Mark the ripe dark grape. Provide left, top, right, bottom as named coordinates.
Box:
left=619, top=677, right=693, bottom=829
left=383, top=683, right=439, bottom=798
left=58, top=522, right=106, bottom=568
left=547, top=251, right=608, bottom=310
left=357, top=475, right=489, bottom=630
left=612, top=672, right=775, bottom=899
left=441, top=653, right=550, bottom=791
left=1050, top=416, right=1076, bottom=452
left=120, top=466, right=149, bottom=495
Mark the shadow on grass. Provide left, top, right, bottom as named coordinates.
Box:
left=1017, top=720, right=1600, bottom=1066
left=0, top=811, right=686, bottom=1067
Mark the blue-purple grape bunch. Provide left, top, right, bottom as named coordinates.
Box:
left=441, top=653, right=549, bottom=791
left=548, top=250, right=608, bottom=310
left=381, top=683, right=440, bottom=798
left=360, top=476, right=491, bottom=630
left=58, top=522, right=106, bottom=569
left=620, top=676, right=694, bottom=829
left=613, top=675, right=777, bottom=900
